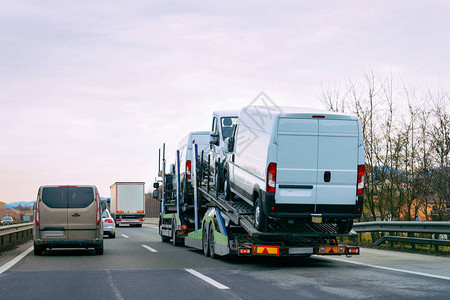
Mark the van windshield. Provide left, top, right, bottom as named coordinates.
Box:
left=221, top=117, right=238, bottom=140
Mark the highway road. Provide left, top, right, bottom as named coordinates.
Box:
left=0, top=224, right=449, bottom=299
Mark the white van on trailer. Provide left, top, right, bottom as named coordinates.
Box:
left=175, top=131, right=210, bottom=202
left=223, top=106, right=365, bottom=233
left=209, top=110, right=239, bottom=190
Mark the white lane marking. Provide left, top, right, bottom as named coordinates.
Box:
left=106, top=270, right=125, bottom=300
left=318, top=256, right=450, bottom=281
left=185, top=268, right=230, bottom=290
left=141, top=245, right=158, bottom=252
left=121, top=234, right=129, bottom=238
left=0, top=246, right=33, bottom=275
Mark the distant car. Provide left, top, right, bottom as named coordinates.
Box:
left=102, top=209, right=116, bottom=238
left=1, top=216, right=14, bottom=224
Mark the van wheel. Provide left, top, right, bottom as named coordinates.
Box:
left=34, top=242, right=43, bottom=256
left=254, top=194, right=267, bottom=232
left=337, top=220, right=354, bottom=234
left=202, top=222, right=210, bottom=257
left=95, top=241, right=104, bottom=255
left=209, top=224, right=216, bottom=259
left=215, top=171, right=222, bottom=193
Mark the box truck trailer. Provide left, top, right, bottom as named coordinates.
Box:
left=110, top=182, right=145, bottom=227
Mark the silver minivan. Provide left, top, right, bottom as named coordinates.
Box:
left=33, top=185, right=104, bottom=255
left=223, top=106, right=365, bottom=233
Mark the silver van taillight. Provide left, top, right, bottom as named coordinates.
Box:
left=266, top=163, right=277, bottom=193
left=357, top=165, right=365, bottom=194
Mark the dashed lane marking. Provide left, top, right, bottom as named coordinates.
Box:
left=141, top=245, right=158, bottom=252
left=185, top=268, right=230, bottom=290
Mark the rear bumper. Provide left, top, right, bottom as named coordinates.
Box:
left=35, top=239, right=102, bottom=248
left=262, top=193, right=363, bottom=220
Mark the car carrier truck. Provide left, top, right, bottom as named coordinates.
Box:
left=110, top=182, right=145, bottom=227
left=155, top=140, right=360, bottom=258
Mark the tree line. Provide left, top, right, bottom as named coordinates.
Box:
left=320, top=70, right=449, bottom=221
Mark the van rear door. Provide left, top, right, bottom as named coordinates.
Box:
left=276, top=117, right=359, bottom=213
left=315, top=119, right=359, bottom=212
left=67, top=186, right=98, bottom=240
left=40, top=186, right=69, bottom=240
left=276, top=118, right=318, bottom=209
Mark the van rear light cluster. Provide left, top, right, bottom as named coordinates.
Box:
left=35, top=194, right=40, bottom=227
left=96, top=194, right=101, bottom=226
left=186, top=160, right=191, bottom=179
left=266, top=163, right=277, bottom=193
left=357, top=164, right=365, bottom=194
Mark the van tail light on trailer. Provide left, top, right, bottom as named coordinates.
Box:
left=186, top=160, right=191, bottom=179
left=266, top=163, right=277, bottom=193
left=357, top=164, right=365, bottom=194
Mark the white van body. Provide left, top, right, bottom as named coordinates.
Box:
left=208, top=110, right=239, bottom=189
left=224, top=106, right=365, bottom=232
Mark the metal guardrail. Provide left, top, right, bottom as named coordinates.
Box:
left=0, top=222, right=33, bottom=250
left=352, top=221, right=450, bottom=252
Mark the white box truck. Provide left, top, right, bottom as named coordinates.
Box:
left=110, top=182, right=145, bottom=227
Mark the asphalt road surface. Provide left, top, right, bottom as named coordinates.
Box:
left=0, top=224, right=449, bottom=299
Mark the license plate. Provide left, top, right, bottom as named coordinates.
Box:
left=43, top=231, right=64, bottom=237
left=312, top=216, right=322, bottom=223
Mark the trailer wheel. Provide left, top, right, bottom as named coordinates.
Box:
left=209, top=224, right=216, bottom=259
left=254, top=194, right=267, bottom=232
left=202, top=222, right=210, bottom=257
left=160, top=226, right=170, bottom=242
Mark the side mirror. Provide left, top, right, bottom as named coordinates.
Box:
left=152, top=190, right=159, bottom=199
left=210, top=134, right=219, bottom=146
left=153, top=182, right=159, bottom=189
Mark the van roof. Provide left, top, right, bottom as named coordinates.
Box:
left=240, top=106, right=358, bottom=120
left=213, top=110, right=239, bottom=118
left=178, top=131, right=210, bottom=148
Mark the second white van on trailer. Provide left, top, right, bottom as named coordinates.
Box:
left=223, top=106, right=365, bottom=233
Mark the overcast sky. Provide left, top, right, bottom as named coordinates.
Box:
left=1, top=1, right=449, bottom=203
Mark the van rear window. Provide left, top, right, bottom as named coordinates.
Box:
left=42, top=187, right=67, bottom=208
left=41, top=187, right=94, bottom=209
left=68, top=187, right=94, bottom=208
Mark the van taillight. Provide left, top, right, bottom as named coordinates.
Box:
left=186, top=160, right=191, bottom=179
left=36, top=195, right=40, bottom=227
left=357, top=165, right=365, bottom=194
left=266, top=163, right=277, bottom=193
left=96, top=194, right=101, bottom=226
